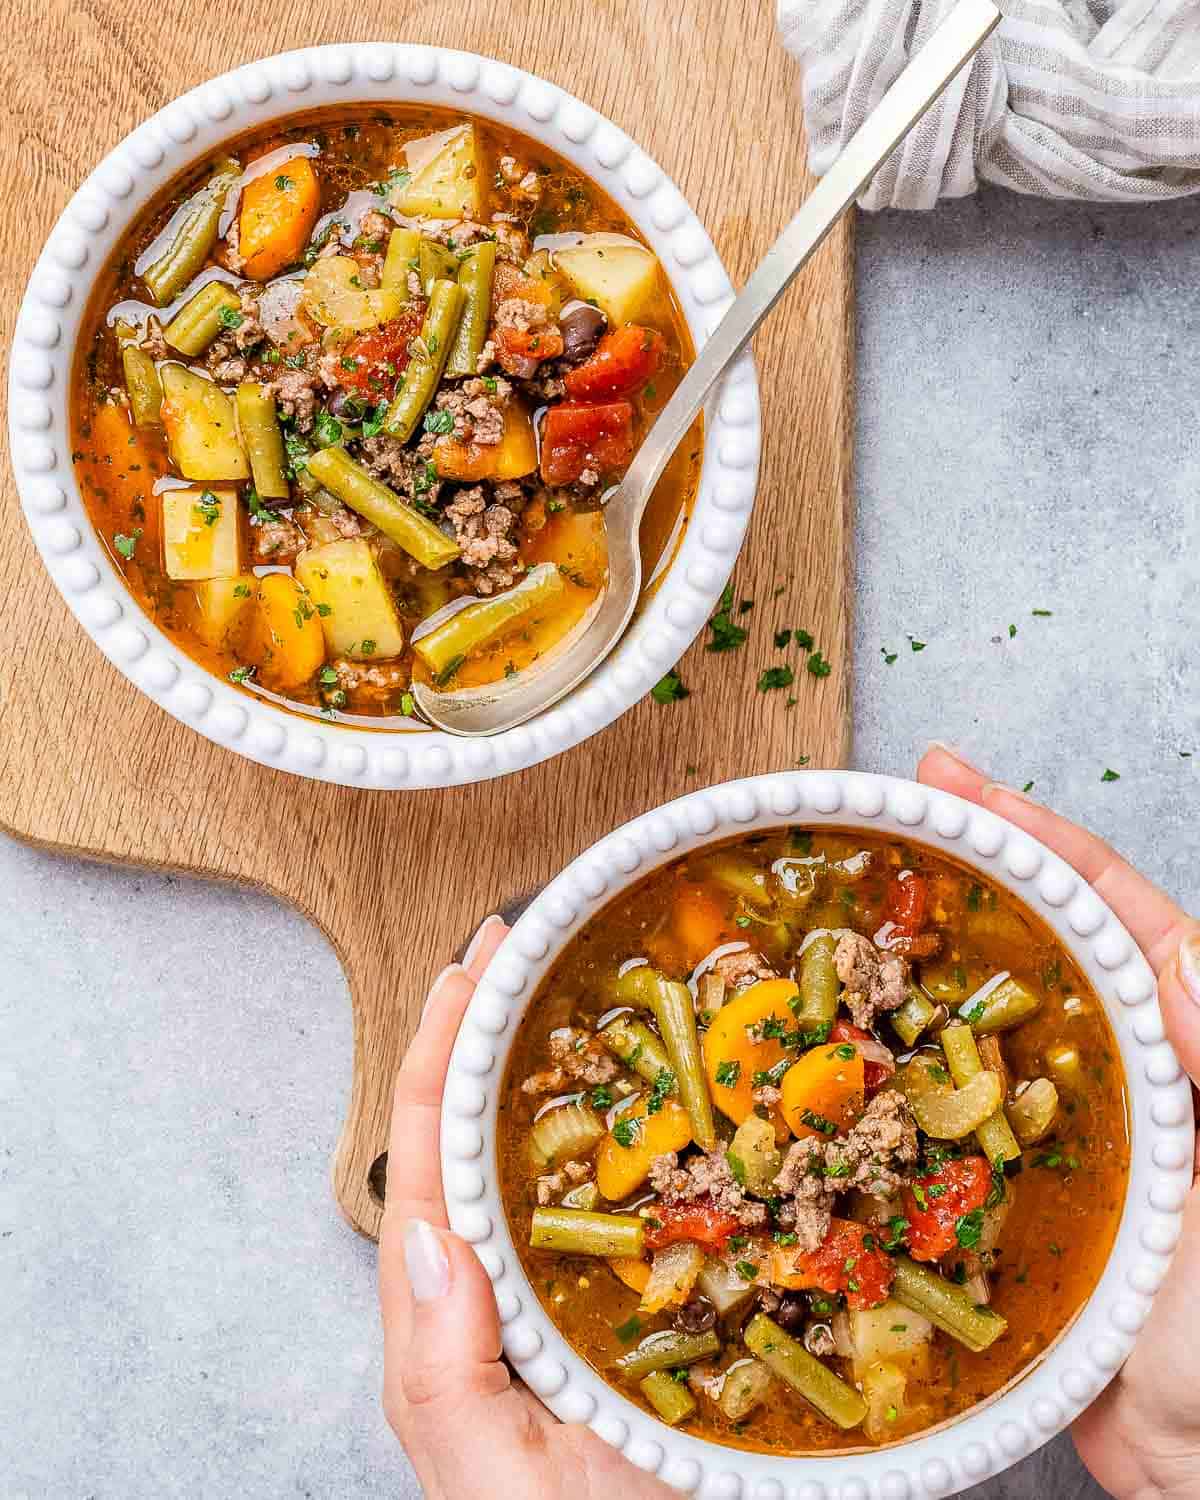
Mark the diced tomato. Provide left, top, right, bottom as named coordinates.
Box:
left=494, top=322, right=565, bottom=377
left=901, top=1155, right=993, bottom=1261
left=885, top=872, right=929, bottom=936
left=563, top=324, right=665, bottom=400
left=781, top=1219, right=894, bottom=1310
left=643, top=1197, right=740, bottom=1251
left=539, top=401, right=635, bottom=487
left=830, top=1020, right=894, bottom=1094
left=337, top=311, right=424, bottom=395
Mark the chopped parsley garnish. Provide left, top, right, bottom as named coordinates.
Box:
left=928, top=1063, right=952, bottom=1084
left=318, top=666, right=339, bottom=687
left=735, top=1260, right=759, bottom=1282
left=196, top=491, right=221, bottom=526
left=955, top=1208, right=985, bottom=1249
left=113, top=529, right=141, bottom=559
left=830, top=1044, right=857, bottom=1061
left=705, top=584, right=748, bottom=653
left=274, top=173, right=294, bottom=191
left=612, top=1117, right=640, bottom=1149
left=734, top=914, right=752, bottom=929
left=362, top=401, right=389, bottom=437
left=590, top=1084, right=613, bottom=1109
left=313, top=409, right=343, bottom=448
left=228, top=665, right=255, bottom=684
left=651, top=669, right=688, bottom=705
left=400, top=691, right=416, bottom=719
left=646, top=1068, right=676, bottom=1114
left=233, top=583, right=251, bottom=599
left=217, top=305, right=243, bottom=330
left=1032, top=608, right=1053, bottom=617
left=908, top=637, right=926, bottom=652
left=799, top=1109, right=837, bottom=1136
left=1101, top=767, right=1121, bottom=782
left=714, top=1060, right=741, bottom=1088
left=423, top=408, right=456, bottom=435
left=613, top=1315, right=642, bottom=1343
left=773, top=1231, right=798, bottom=1247
left=883, top=1217, right=909, bottom=1251
left=961, top=1001, right=986, bottom=1024
left=757, top=665, right=794, bottom=692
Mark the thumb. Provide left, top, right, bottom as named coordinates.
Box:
left=1158, top=930, right=1200, bottom=1102
left=397, top=1220, right=511, bottom=1411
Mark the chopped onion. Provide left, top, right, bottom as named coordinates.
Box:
left=832, top=1309, right=857, bottom=1360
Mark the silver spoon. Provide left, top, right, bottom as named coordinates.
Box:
left=414, top=0, right=1000, bottom=737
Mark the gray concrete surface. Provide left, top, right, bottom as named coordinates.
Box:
left=3, top=185, right=1197, bottom=1499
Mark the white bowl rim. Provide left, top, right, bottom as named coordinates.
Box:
left=7, top=42, right=760, bottom=791
left=442, top=769, right=1192, bottom=1499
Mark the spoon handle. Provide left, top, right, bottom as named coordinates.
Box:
left=619, top=0, right=1001, bottom=512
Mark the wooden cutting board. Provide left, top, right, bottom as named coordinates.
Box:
left=0, top=0, right=853, bottom=1238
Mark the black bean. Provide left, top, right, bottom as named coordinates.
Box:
left=559, top=300, right=607, bottom=365
left=774, top=1294, right=809, bottom=1335
left=673, top=1297, right=716, bottom=1334
left=327, top=386, right=365, bottom=422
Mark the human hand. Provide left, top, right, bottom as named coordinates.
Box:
left=919, top=745, right=1200, bottom=1500
left=378, top=914, right=676, bottom=1500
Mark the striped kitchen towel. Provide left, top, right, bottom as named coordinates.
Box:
left=778, top=0, right=1200, bottom=206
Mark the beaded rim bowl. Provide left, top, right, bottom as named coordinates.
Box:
left=8, top=44, right=760, bottom=789
left=442, top=770, right=1192, bottom=1499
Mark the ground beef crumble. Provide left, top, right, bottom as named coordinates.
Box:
left=443, top=485, right=524, bottom=595
left=834, top=931, right=909, bottom=1030
left=520, top=1027, right=619, bottom=1095
left=712, top=949, right=778, bottom=992
left=648, top=1150, right=768, bottom=1229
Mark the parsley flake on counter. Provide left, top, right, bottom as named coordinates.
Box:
left=1022, top=780, right=1035, bottom=793
left=1101, top=768, right=1121, bottom=783
left=651, top=669, right=689, bottom=705
left=1008, top=623, right=1017, bottom=638
left=1032, top=608, right=1053, bottom=617
left=882, top=647, right=898, bottom=665
left=908, top=636, right=926, bottom=652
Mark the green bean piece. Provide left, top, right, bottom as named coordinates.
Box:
left=305, top=445, right=460, bottom=571
left=640, top=1370, right=697, bottom=1426
left=941, top=1023, right=1021, bottom=1165
left=381, top=280, right=465, bottom=442
left=614, top=1328, right=720, bottom=1380
left=892, top=985, right=937, bottom=1048
left=235, top=383, right=289, bottom=499
left=418, top=236, right=458, bottom=293
left=530, top=1207, right=645, bottom=1259
left=411, top=563, right=564, bottom=676
left=599, top=1014, right=673, bottom=1084
left=140, top=159, right=240, bottom=306
left=382, top=227, right=421, bottom=301
left=891, top=1256, right=1008, bottom=1352
left=1008, top=1077, right=1060, bottom=1146
left=743, top=1314, right=868, bottom=1430
left=795, top=934, right=838, bottom=1030
left=446, top=241, right=497, bottom=377
left=959, top=976, right=1043, bottom=1033
left=121, top=345, right=163, bottom=427
left=636, top=970, right=716, bottom=1150
left=163, top=281, right=243, bottom=357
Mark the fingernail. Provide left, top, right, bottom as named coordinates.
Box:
left=421, top=962, right=465, bottom=1023
left=404, top=1219, right=451, bottom=1302
left=1180, top=933, right=1200, bottom=1005
left=462, top=913, right=502, bottom=971
left=927, top=740, right=983, bottom=773
left=982, top=780, right=1036, bottom=804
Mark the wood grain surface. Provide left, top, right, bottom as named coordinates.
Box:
left=0, top=0, right=853, bottom=1238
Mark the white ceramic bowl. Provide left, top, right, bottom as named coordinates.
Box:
left=8, top=44, right=760, bottom=790
left=442, top=770, right=1192, bottom=1499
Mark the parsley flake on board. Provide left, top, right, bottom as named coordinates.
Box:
left=807, top=651, right=831, bottom=678
left=757, top=665, right=794, bottom=692
left=651, top=670, right=689, bottom=705
left=705, top=584, right=748, bottom=653
left=908, top=636, right=926, bottom=652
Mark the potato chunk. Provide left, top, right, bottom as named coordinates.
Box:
left=192, top=574, right=255, bottom=647
left=162, top=486, right=241, bottom=581
left=301, top=256, right=401, bottom=332
left=391, top=124, right=482, bottom=218
left=294, top=538, right=405, bottom=660
left=160, top=365, right=250, bottom=482
left=554, top=234, right=661, bottom=325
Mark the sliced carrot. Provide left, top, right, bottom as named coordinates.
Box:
left=701, top=977, right=799, bottom=1126
left=595, top=1098, right=691, bottom=1202
left=246, top=573, right=325, bottom=691
left=780, top=1042, right=865, bottom=1140
left=609, top=1257, right=651, bottom=1294
left=239, top=157, right=321, bottom=281
left=672, top=884, right=730, bottom=967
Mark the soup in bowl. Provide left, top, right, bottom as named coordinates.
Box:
left=445, top=774, right=1190, bottom=1492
